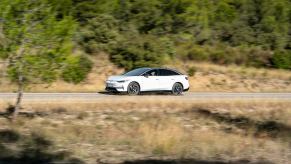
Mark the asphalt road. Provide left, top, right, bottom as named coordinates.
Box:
left=1, top=92, right=291, bottom=101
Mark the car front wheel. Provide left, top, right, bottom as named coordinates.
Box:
left=127, top=82, right=140, bottom=95
left=172, top=83, right=183, bottom=95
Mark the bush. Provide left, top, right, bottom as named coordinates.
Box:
left=209, top=49, right=232, bottom=64
left=110, top=35, right=174, bottom=70
left=187, top=46, right=209, bottom=61
left=78, top=15, right=121, bottom=53
left=271, top=50, right=291, bottom=69
left=177, top=44, right=274, bottom=68
left=62, top=55, right=93, bottom=84
left=245, top=47, right=273, bottom=67
left=187, top=66, right=197, bottom=77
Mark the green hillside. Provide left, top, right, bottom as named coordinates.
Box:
left=1, top=0, right=291, bottom=71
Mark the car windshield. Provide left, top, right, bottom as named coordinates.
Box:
left=123, top=68, right=151, bottom=76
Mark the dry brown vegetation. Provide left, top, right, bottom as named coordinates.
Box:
left=168, top=61, right=291, bottom=92
left=1, top=55, right=291, bottom=92
left=0, top=99, right=290, bottom=164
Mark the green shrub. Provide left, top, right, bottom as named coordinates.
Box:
left=78, top=15, right=121, bottom=53
left=62, top=55, right=93, bottom=84
left=187, top=66, right=197, bottom=77
left=187, top=46, right=209, bottom=61
left=177, top=44, right=275, bottom=68
left=110, top=35, right=174, bottom=70
left=209, top=49, right=232, bottom=64
left=245, top=47, right=272, bottom=68
left=271, top=50, right=291, bottom=69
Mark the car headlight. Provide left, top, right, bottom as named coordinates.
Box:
left=117, top=80, right=129, bottom=83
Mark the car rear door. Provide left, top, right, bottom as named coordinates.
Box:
left=157, top=69, right=177, bottom=90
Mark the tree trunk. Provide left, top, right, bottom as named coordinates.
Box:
left=11, top=44, right=25, bottom=121
left=12, top=73, right=24, bottom=121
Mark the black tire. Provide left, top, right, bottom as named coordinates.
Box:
left=127, top=82, right=140, bottom=95
left=172, top=83, right=183, bottom=95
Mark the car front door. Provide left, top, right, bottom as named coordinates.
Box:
left=140, top=69, right=160, bottom=91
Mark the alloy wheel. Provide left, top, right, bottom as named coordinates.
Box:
left=172, top=83, right=183, bottom=95
left=127, top=82, right=140, bottom=95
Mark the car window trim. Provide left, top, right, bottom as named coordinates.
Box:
left=139, top=68, right=182, bottom=76
left=168, top=69, right=182, bottom=75
left=159, top=68, right=182, bottom=76
left=141, top=69, right=157, bottom=76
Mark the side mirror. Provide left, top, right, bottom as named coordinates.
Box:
left=143, top=74, right=149, bottom=78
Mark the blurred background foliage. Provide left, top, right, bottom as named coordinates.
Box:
left=0, top=0, right=92, bottom=84
left=1, top=0, right=291, bottom=72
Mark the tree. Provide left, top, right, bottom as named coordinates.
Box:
left=0, top=0, right=92, bottom=120
left=110, top=34, right=174, bottom=70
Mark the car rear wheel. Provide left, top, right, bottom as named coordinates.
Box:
left=127, top=82, right=140, bottom=95
left=172, top=83, right=183, bottom=95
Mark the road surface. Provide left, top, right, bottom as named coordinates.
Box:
left=1, top=92, right=291, bottom=101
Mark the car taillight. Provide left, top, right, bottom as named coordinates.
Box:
left=185, top=76, right=188, bottom=80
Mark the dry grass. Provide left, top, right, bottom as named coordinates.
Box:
left=134, top=118, right=190, bottom=156
left=0, top=99, right=290, bottom=163
left=167, top=61, right=291, bottom=92
left=1, top=56, right=291, bottom=92
left=1, top=98, right=291, bottom=120
left=126, top=120, right=290, bottom=163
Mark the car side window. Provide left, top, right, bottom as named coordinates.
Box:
left=144, top=69, right=158, bottom=76
left=159, top=69, right=179, bottom=76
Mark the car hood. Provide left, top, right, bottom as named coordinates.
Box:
left=107, top=75, right=129, bottom=81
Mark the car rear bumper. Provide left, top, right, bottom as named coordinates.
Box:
left=183, top=87, right=190, bottom=92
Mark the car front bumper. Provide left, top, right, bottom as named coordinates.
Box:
left=105, top=82, right=127, bottom=92
left=105, top=87, right=126, bottom=92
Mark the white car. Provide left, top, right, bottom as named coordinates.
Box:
left=105, top=68, right=189, bottom=95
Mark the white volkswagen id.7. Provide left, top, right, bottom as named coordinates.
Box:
left=105, top=68, right=189, bottom=95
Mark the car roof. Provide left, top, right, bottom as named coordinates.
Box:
left=140, top=67, right=182, bottom=75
